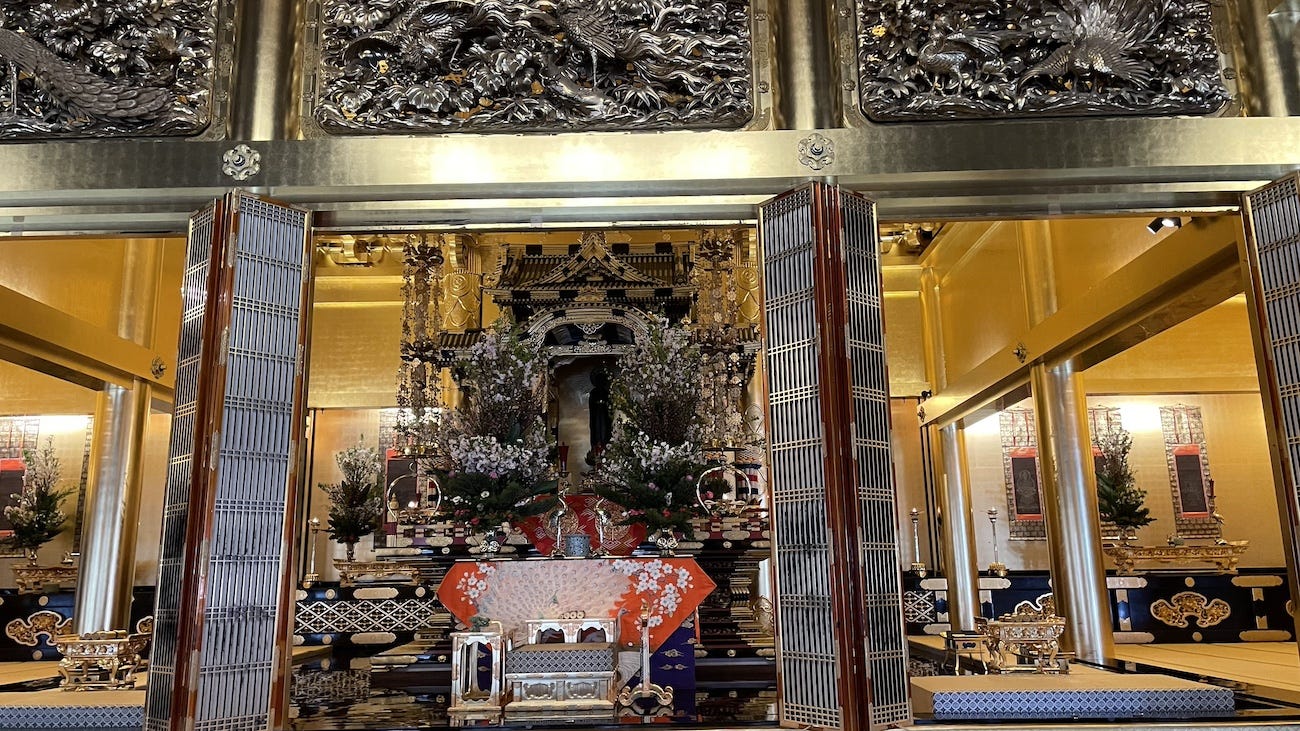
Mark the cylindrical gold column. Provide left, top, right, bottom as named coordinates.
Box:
left=75, top=382, right=150, bottom=634
left=1031, top=361, right=1115, bottom=663
left=1229, top=0, right=1300, bottom=117
left=73, top=239, right=161, bottom=635
left=230, top=0, right=302, bottom=140
left=774, top=0, right=839, bottom=129
left=938, top=424, right=981, bottom=632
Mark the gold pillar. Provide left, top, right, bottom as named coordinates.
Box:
left=230, top=0, right=302, bottom=140
left=73, top=240, right=161, bottom=635
left=774, top=0, right=839, bottom=129
left=1020, top=219, right=1113, bottom=662
left=1229, top=0, right=1300, bottom=117
left=1031, top=362, right=1115, bottom=662
left=938, top=424, right=981, bottom=632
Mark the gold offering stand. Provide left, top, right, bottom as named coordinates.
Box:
left=333, top=558, right=420, bottom=588
left=981, top=598, right=1070, bottom=674
left=55, top=617, right=153, bottom=690
left=1103, top=540, right=1249, bottom=575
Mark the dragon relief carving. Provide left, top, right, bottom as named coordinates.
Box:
left=0, top=0, right=218, bottom=138
left=1150, top=591, right=1231, bottom=628
left=856, top=0, right=1229, bottom=121
left=312, top=0, right=754, bottom=133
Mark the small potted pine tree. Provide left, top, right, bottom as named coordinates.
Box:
left=1095, top=428, right=1153, bottom=544
left=323, top=442, right=384, bottom=563
left=5, top=439, right=71, bottom=565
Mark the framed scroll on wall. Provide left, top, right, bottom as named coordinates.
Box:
left=1160, top=405, right=1220, bottom=539
left=1000, top=408, right=1046, bottom=539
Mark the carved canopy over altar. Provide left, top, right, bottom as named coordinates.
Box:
left=438, top=558, right=716, bottom=652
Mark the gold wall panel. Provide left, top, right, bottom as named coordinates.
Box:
left=0, top=238, right=131, bottom=333
left=933, top=222, right=1029, bottom=383
left=0, top=360, right=96, bottom=416
left=308, top=304, right=402, bottom=409
left=1047, top=218, right=1177, bottom=313
left=883, top=292, right=926, bottom=397
left=1084, top=296, right=1259, bottom=394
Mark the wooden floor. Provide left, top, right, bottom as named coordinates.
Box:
left=1111, top=642, right=1300, bottom=693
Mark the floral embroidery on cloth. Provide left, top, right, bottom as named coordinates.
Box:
left=438, top=558, right=714, bottom=651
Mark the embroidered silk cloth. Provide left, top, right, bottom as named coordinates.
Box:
left=439, top=558, right=715, bottom=652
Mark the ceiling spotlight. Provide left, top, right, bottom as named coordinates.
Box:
left=1147, top=216, right=1183, bottom=234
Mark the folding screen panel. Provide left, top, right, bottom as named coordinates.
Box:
left=145, top=192, right=312, bottom=731
left=1241, top=173, right=1300, bottom=641
left=759, top=182, right=910, bottom=731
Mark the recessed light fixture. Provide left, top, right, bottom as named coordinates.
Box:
left=1147, top=216, right=1183, bottom=234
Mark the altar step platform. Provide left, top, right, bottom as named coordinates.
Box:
left=914, top=673, right=1236, bottom=722
left=0, top=645, right=332, bottom=730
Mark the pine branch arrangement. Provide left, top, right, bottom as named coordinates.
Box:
left=323, top=441, right=384, bottom=554
left=4, top=439, right=71, bottom=552
left=1094, top=428, right=1153, bottom=531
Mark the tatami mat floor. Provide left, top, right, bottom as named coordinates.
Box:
left=1112, top=642, right=1300, bottom=693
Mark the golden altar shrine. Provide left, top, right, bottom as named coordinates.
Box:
left=438, top=558, right=715, bottom=723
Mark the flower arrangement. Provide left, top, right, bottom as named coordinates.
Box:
left=594, top=315, right=717, bottom=538
left=323, top=441, right=384, bottom=561
left=4, top=440, right=71, bottom=559
left=438, top=322, right=558, bottom=533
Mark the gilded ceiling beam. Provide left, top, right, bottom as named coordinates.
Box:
left=0, top=116, right=1299, bottom=232
left=920, top=215, right=1245, bottom=428
left=0, top=285, right=173, bottom=393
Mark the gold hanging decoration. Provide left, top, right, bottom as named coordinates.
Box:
left=396, top=234, right=447, bottom=456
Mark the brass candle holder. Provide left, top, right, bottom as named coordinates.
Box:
left=987, top=508, right=1008, bottom=577
left=303, top=517, right=322, bottom=588
left=909, top=508, right=927, bottom=578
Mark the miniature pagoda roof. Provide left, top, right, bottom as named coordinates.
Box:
left=487, top=232, right=694, bottom=307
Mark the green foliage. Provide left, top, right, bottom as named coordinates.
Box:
left=593, top=448, right=708, bottom=537
left=439, top=471, right=558, bottom=530
left=1095, top=428, right=1153, bottom=530
left=4, top=440, right=71, bottom=552
left=323, top=442, right=384, bottom=546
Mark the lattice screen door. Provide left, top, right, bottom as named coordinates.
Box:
left=759, top=183, right=912, bottom=731
left=145, top=191, right=312, bottom=731
left=1241, top=174, right=1300, bottom=649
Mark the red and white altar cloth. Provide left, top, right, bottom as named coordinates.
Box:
left=439, top=557, right=715, bottom=652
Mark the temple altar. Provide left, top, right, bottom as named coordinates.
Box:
left=437, top=558, right=715, bottom=652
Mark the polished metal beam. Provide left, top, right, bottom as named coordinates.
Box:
left=1031, top=361, right=1115, bottom=663
left=938, top=424, right=981, bottom=632
left=1229, top=0, right=1300, bottom=116
left=0, top=118, right=1298, bottom=231
left=0, top=285, right=173, bottom=391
